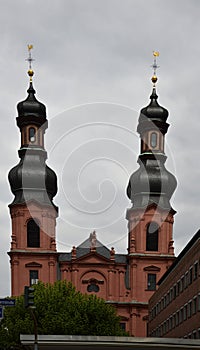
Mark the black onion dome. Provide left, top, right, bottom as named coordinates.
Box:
left=8, top=151, right=58, bottom=210
left=139, top=88, right=168, bottom=122
left=127, top=86, right=176, bottom=210
left=46, top=165, right=58, bottom=199
left=17, top=82, right=47, bottom=128
left=126, top=157, right=177, bottom=209
left=137, top=88, right=169, bottom=136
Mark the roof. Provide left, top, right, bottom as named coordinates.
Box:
left=58, top=235, right=127, bottom=264
left=158, top=229, right=200, bottom=285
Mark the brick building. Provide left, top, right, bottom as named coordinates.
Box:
left=7, top=52, right=177, bottom=337
left=148, top=229, right=200, bottom=339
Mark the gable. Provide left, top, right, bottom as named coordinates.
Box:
left=74, top=252, right=111, bottom=264
left=143, top=265, right=161, bottom=272
left=25, top=261, right=42, bottom=268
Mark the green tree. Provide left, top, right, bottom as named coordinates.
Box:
left=0, top=281, right=127, bottom=348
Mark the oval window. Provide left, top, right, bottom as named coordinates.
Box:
left=151, top=133, right=157, bottom=148
left=29, top=127, right=36, bottom=142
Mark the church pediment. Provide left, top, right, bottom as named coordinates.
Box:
left=25, top=261, right=42, bottom=268
left=74, top=252, right=111, bottom=264
left=143, top=265, right=160, bottom=272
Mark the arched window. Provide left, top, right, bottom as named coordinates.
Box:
left=29, top=127, right=36, bottom=142
left=146, top=222, right=159, bottom=251
left=87, top=283, right=99, bottom=293
left=151, top=132, right=157, bottom=148
left=27, top=219, right=40, bottom=247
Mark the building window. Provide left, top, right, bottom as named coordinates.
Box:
left=183, top=304, right=187, bottom=321
left=160, top=324, right=163, bottom=336
left=29, top=270, right=38, bottom=286
left=179, top=308, right=183, bottom=324
left=146, top=222, right=159, bottom=251
left=147, top=274, right=156, bottom=290
left=27, top=219, right=40, bottom=248
left=166, top=292, right=170, bottom=306
left=180, top=276, right=184, bottom=292
left=169, top=288, right=173, bottom=302
left=176, top=311, right=179, bottom=326
left=169, top=316, right=172, bottom=331
left=156, top=303, right=159, bottom=314
left=177, top=280, right=180, bottom=296
left=193, top=331, right=197, bottom=339
left=120, top=322, right=126, bottom=331
left=193, top=297, right=197, bottom=314
left=163, top=294, right=167, bottom=308
left=166, top=319, right=169, bottom=333
left=163, top=321, right=166, bottom=334
left=184, top=272, right=188, bottom=289
left=198, top=329, right=200, bottom=339
left=29, top=127, right=36, bottom=142
left=172, top=314, right=176, bottom=328
left=150, top=132, right=157, bottom=148
left=188, top=300, right=192, bottom=318
left=158, top=301, right=161, bottom=313
left=189, top=267, right=193, bottom=285
left=87, top=283, right=99, bottom=293
left=152, top=306, right=156, bottom=318
left=173, top=284, right=177, bottom=299
left=198, top=293, right=200, bottom=312
left=194, top=262, right=198, bottom=280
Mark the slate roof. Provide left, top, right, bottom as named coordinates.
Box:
left=58, top=235, right=127, bottom=264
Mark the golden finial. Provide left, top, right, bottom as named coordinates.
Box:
left=151, top=51, right=160, bottom=87
left=26, top=44, right=35, bottom=82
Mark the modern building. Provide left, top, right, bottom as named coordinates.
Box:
left=7, top=52, right=177, bottom=337
left=148, top=229, right=200, bottom=339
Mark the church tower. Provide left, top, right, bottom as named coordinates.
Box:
left=8, top=46, right=58, bottom=296
left=126, top=52, right=177, bottom=336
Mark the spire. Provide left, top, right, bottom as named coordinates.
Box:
left=17, top=45, right=46, bottom=125
left=26, top=44, right=34, bottom=82
left=151, top=51, right=160, bottom=88
left=138, top=51, right=168, bottom=132
left=126, top=52, right=177, bottom=210
left=8, top=46, right=58, bottom=211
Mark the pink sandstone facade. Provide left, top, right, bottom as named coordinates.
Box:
left=8, top=64, right=177, bottom=336
left=9, top=201, right=58, bottom=296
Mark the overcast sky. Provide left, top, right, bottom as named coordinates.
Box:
left=0, top=0, right=200, bottom=296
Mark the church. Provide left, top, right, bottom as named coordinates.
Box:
left=7, top=50, right=177, bottom=337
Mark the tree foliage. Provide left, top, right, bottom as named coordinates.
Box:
left=0, top=280, right=126, bottom=348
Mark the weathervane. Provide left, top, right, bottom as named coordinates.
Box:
left=26, top=44, right=34, bottom=82
left=151, top=51, right=159, bottom=87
